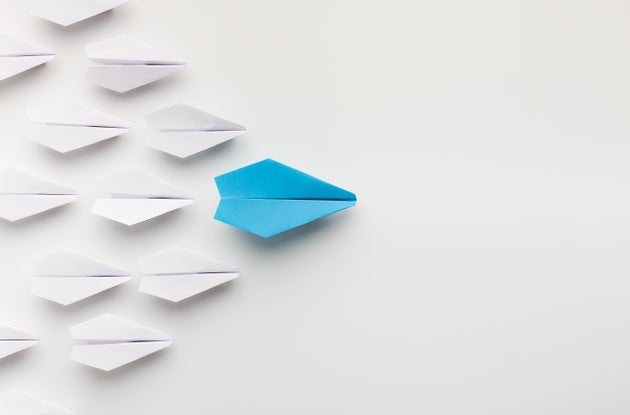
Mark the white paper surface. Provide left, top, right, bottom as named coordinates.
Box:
left=30, top=0, right=129, bottom=27
left=85, top=35, right=185, bottom=93
left=139, top=247, right=239, bottom=302
left=32, top=250, right=131, bottom=306
left=0, top=35, right=54, bottom=81
left=28, top=99, right=129, bottom=153
left=0, top=389, right=73, bottom=415
left=0, top=325, right=38, bottom=360
left=145, top=104, right=246, bottom=158
left=92, top=169, right=193, bottom=226
left=69, top=314, right=172, bottom=372
left=0, top=169, right=77, bottom=222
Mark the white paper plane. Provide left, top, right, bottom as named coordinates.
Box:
left=70, top=313, right=172, bottom=371
left=28, top=99, right=130, bottom=153
left=0, top=35, right=54, bottom=82
left=0, top=388, right=73, bottom=415
left=0, top=169, right=77, bottom=222
left=85, top=35, right=186, bottom=93
left=145, top=104, right=246, bottom=158
left=0, top=325, right=38, bottom=360
left=32, top=250, right=131, bottom=306
left=139, top=246, right=239, bottom=302
left=92, top=169, right=194, bottom=225
left=31, top=0, right=128, bottom=27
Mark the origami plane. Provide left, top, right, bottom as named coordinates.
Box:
left=31, top=0, right=128, bottom=27
left=70, top=313, right=172, bottom=371
left=139, top=246, right=239, bottom=302
left=0, top=169, right=77, bottom=222
left=32, top=250, right=131, bottom=306
left=0, top=35, right=54, bottom=82
left=214, top=159, right=356, bottom=238
left=92, top=169, right=194, bottom=226
left=27, top=99, right=130, bottom=153
left=0, top=325, right=38, bottom=360
left=0, top=389, right=73, bottom=415
left=145, top=104, right=246, bottom=158
left=85, top=35, right=186, bottom=93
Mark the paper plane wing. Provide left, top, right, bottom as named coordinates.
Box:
left=31, top=0, right=128, bottom=27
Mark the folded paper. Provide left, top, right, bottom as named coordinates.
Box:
left=28, top=99, right=129, bottom=153
left=0, top=169, right=77, bottom=222
left=85, top=35, right=186, bottom=93
left=139, top=246, right=239, bottom=302
left=92, top=169, right=194, bottom=225
left=145, top=104, right=246, bottom=158
left=0, top=389, right=73, bottom=415
left=0, top=35, right=54, bottom=82
left=32, top=250, right=131, bottom=305
left=214, top=159, right=356, bottom=238
left=70, top=313, right=172, bottom=371
left=31, top=0, right=128, bottom=27
left=0, top=325, right=38, bottom=359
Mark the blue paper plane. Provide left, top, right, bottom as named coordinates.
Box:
left=214, top=159, right=356, bottom=238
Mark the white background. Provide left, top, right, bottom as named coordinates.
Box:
left=1, top=0, right=630, bottom=413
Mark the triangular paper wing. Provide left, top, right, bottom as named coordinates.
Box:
left=0, top=169, right=76, bottom=195
left=31, top=0, right=129, bottom=27
left=85, top=35, right=184, bottom=65
left=139, top=246, right=238, bottom=275
left=145, top=104, right=246, bottom=132
left=28, top=99, right=128, bottom=128
left=32, top=276, right=131, bottom=305
left=0, top=35, right=53, bottom=57
left=33, top=250, right=129, bottom=277
left=215, top=198, right=356, bottom=238
left=140, top=273, right=238, bottom=302
left=214, top=159, right=356, bottom=201
left=69, top=314, right=170, bottom=342
left=71, top=341, right=171, bottom=371
left=95, top=169, right=192, bottom=199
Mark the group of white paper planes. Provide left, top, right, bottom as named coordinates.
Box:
left=27, top=99, right=246, bottom=156
left=0, top=314, right=172, bottom=372
left=1, top=33, right=186, bottom=92
left=32, top=248, right=239, bottom=305
left=0, top=168, right=197, bottom=224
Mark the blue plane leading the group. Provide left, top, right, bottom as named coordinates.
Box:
left=214, top=159, right=357, bottom=238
